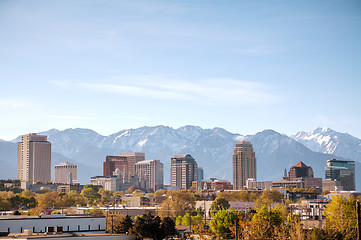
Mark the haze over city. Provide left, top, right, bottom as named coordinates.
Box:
left=1, top=0, right=361, bottom=140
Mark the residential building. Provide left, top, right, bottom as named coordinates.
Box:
left=135, top=160, right=164, bottom=192
left=103, top=155, right=128, bottom=177
left=54, top=162, right=77, bottom=184
left=117, top=153, right=145, bottom=176
left=325, top=159, right=355, bottom=191
left=17, top=133, right=51, bottom=183
left=171, top=154, right=198, bottom=189
left=232, top=141, right=256, bottom=190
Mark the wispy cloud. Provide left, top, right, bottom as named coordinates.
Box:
left=0, top=99, right=28, bottom=110
left=53, top=76, right=284, bottom=105
left=236, top=45, right=287, bottom=56
left=47, top=115, right=94, bottom=120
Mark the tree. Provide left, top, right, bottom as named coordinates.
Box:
left=37, top=191, right=61, bottom=209
left=209, top=197, right=230, bottom=217
left=161, top=217, right=178, bottom=238
left=98, top=188, right=113, bottom=205
left=132, top=213, right=163, bottom=240
left=255, top=189, right=283, bottom=209
left=249, top=206, right=283, bottom=239
left=209, top=208, right=240, bottom=239
left=159, top=190, right=196, bottom=218
left=68, top=190, right=87, bottom=206
left=132, top=213, right=177, bottom=240
left=324, top=196, right=357, bottom=239
left=116, top=214, right=133, bottom=233
left=81, top=185, right=100, bottom=204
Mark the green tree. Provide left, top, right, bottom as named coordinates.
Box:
left=324, top=196, right=357, bottom=239
left=116, top=214, right=134, bottom=233
left=209, top=208, right=240, bottom=239
left=81, top=185, right=100, bottom=204
left=209, top=197, right=230, bottom=216
left=132, top=213, right=177, bottom=240
left=161, top=217, right=178, bottom=238
left=68, top=190, right=87, bottom=206
left=249, top=206, right=283, bottom=239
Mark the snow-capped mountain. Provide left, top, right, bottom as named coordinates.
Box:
left=1, top=126, right=360, bottom=190
left=291, top=127, right=361, bottom=163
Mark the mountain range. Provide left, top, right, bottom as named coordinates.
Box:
left=1, top=126, right=360, bottom=191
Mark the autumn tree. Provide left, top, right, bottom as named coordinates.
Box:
left=159, top=190, right=196, bottom=218
left=324, top=196, right=357, bottom=239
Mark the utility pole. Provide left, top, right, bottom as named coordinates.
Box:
left=357, top=201, right=361, bottom=240
left=235, top=219, right=238, bottom=240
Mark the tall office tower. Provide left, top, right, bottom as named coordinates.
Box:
left=197, top=167, right=204, bottom=181
left=135, top=160, right=164, bottom=192
left=54, top=162, right=77, bottom=184
left=171, top=154, right=198, bottom=189
left=118, top=153, right=145, bottom=176
left=103, top=155, right=128, bottom=177
left=17, top=133, right=51, bottom=183
left=233, top=141, right=256, bottom=190
left=325, top=159, right=355, bottom=191
left=288, top=161, right=314, bottom=180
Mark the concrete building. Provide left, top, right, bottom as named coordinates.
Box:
left=325, top=159, right=355, bottom=191
left=54, top=162, right=77, bottom=184
left=171, top=154, right=198, bottom=189
left=0, top=215, right=105, bottom=234
left=192, top=178, right=233, bottom=191
left=17, top=133, right=51, bottom=183
left=103, top=156, right=128, bottom=177
left=117, top=153, right=145, bottom=176
left=90, top=176, right=118, bottom=192
left=232, top=141, right=256, bottom=190
left=322, top=179, right=343, bottom=191
left=135, top=160, right=164, bottom=192
left=246, top=178, right=272, bottom=190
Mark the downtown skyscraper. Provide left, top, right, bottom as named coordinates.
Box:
left=17, top=133, right=51, bottom=183
left=171, top=154, right=198, bottom=189
left=233, top=141, right=256, bottom=190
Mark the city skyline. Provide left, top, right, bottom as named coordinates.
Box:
left=1, top=0, right=361, bottom=141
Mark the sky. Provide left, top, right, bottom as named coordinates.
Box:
left=0, top=0, right=360, bottom=140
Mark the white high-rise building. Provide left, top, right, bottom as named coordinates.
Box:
left=54, top=162, right=77, bottom=184
left=135, top=160, right=164, bottom=192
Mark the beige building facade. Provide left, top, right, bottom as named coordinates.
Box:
left=17, top=133, right=51, bottom=183
left=232, top=141, right=256, bottom=190
left=118, top=152, right=145, bottom=176
left=54, top=162, right=77, bottom=184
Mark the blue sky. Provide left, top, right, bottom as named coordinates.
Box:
left=0, top=0, right=360, bottom=140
